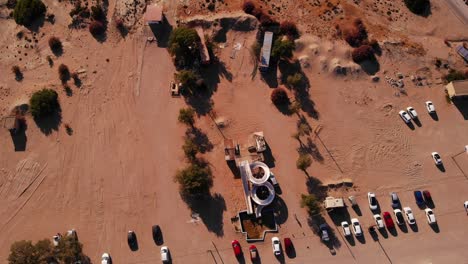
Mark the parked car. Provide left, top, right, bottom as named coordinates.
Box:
left=152, top=225, right=163, bottom=244
left=161, top=246, right=170, bottom=263
left=368, top=192, right=378, bottom=210
left=232, top=240, right=242, bottom=257
left=373, top=214, right=384, bottom=229
left=127, top=231, right=137, bottom=248
left=341, top=221, right=351, bottom=236
left=269, top=172, right=278, bottom=186
left=406, top=107, right=418, bottom=119
left=272, top=237, right=281, bottom=256
left=101, top=253, right=111, bottom=264
left=431, top=152, right=442, bottom=165
left=464, top=201, right=468, bottom=213
left=399, top=110, right=411, bottom=123
left=351, top=218, right=362, bottom=236
left=390, top=192, right=400, bottom=208
left=319, top=224, right=330, bottom=241
left=284, top=238, right=293, bottom=254
left=383, top=212, right=395, bottom=229
left=414, top=191, right=425, bottom=206
left=403, top=207, right=416, bottom=225
left=425, top=208, right=437, bottom=224
left=393, top=209, right=405, bottom=225
left=249, top=245, right=258, bottom=262
left=423, top=190, right=433, bottom=204
left=53, top=234, right=62, bottom=246
left=425, top=101, right=436, bottom=113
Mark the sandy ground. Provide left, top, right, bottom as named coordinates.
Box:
left=0, top=0, right=468, bottom=263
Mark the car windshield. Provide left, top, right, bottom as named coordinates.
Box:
left=274, top=240, right=279, bottom=244
left=434, top=154, right=440, bottom=159
left=343, top=223, right=349, bottom=227
left=376, top=216, right=381, bottom=220
left=370, top=197, right=376, bottom=205
left=353, top=222, right=359, bottom=227
left=397, top=213, right=403, bottom=221
left=428, top=211, right=433, bottom=215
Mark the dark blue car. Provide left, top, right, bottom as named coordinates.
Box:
left=414, top=191, right=424, bottom=206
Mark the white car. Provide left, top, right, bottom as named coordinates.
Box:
left=465, top=201, right=468, bottom=213
left=431, top=152, right=442, bottom=165
left=399, top=110, right=411, bottom=123
left=351, top=218, right=362, bottom=236
left=403, top=207, right=416, bottom=225
left=101, top=253, right=111, bottom=264
left=393, top=209, right=405, bottom=225
left=425, top=208, right=437, bottom=224
left=161, top=246, right=170, bottom=263
left=341, top=221, right=351, bottom=236
left=373, top=214, right=384, bottom=229
left=272, top=237, right=281, bottom=255
left=368, top=192, right=378, bottom=210
left=52, top=234, right=61, bottom=246
left=406, top=107, right=418, bottom=119
left=425, top=101, right=436, bottom=113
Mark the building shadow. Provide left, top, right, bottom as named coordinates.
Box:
left=10, top=119, right=27, bottom=151
left=149, top=16, right=173, bottom=48
left=259, top=61, right=279, bottom=88
left=262, top=144, right=276, bottom=168
left=452, top=97, right=468, bottom=120
left=267, top=196, right=288, bottom=225
left=186, top=193, right=227, bottom=236
left=227, top=160, right=240, bottom=178
left=33, top=106, right=62, bottom=135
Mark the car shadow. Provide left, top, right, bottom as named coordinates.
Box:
left=406, top=122, right=415, bottom=130
left=275, top=251, right=285, bottom=263
left=369, top=230, right=379, bottom=241
left=274, top=185, right=283, bottom=195
left=129, top=236, right=139, bottom=251
left=430, top=112, right=439, bottom=121
left=430, top=223, right=440, bottom=233
left=378, top=228, right=388, bottom=239
left=436, top=164, right=446, bottom=172
left=356, top=234, right=366, bottom=244
left=372, top=200, right=382, bottom=214
left=398, top=224, right=408, bottom=233
left=426, top=200, right=435, bottom=209
left=409, top=223, right=419, bottom=232
left=388, top=227, right=398, bottom=237
left=236, top=253, right=246, bottom=264
left=413, top=118, right=422, bottom=127
left=286, top=243, right=296, bottom=259
left=346, top=235, right=356, bottom=246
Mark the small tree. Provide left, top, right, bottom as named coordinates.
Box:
left=271, top=88, right=289, bottom=105
left=29, top=88, right=59, bottom=118
left=176, top=70, right=198, bottom=90
left=178, top=107, right=195, bottom=126
left=259, top=13, right=276, bottom=28
left=296, top=153, right=312, bottom=171
left=90, top=5, right=104, bottom=21
left=89, top=21, right=105, bottom=36
left=34, top=239, right=54, bottom=263
left=443, top=69, right=466, bottom=83
left=168, top=27, right=200, bottom=66
left=8, top=240, right=38, bottom=264
left=404, top=0, right=429, bottom=15
left=280, top=21, right=299, bottom=39
left=58, top=64, right=70, bottom=83
left=183, top=137, right=199, bottom=160
left=242, top=1, right=255, bottom=14
left=48, top=37, right=62, bottom=53
left=55, top=235, right=85, bottom=264
left=297, top=122, right=311, bottom=136
left=286, top=73, right=303, bottom=88
left=272, top=38, right=295, bottom=59
left=175, top=164, right=213, bottom=197
left=352, top=45, right=374, bottom=63
left=13, top=0, right=46, bottom=26
left=300, top=194, right=321, bottom=215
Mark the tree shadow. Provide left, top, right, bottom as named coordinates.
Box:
left=199, top=59, right=232, bottom=90
left=186, top=193, right=226, bottom=236
left=298, top=137, right=324, bottom=163
left=409, top=1, right=432, bottom=17
left=267, top=195, right=288, bottom=225
left=10, top=119, right=27, bottom=151
left=327, top=207, right=351, bottom=227
left=305, top=176, right=327, bottom=201
left=25, top=15, right=45, bottom=33
left=149, top=16, right=173, bottom=48
left=186, top=127, right=213, bottom=153
left=64, top=86, right=73, bottom=97
left=358, top=58, right=380, bottom=75
left=72, top=75, right=82, bottom=87
left=51, top=45, right=63, bottom=57
left=307, top=215, right=341, bottom=249
left=33, top=106, right=62, bottom=135
left=273, top=101, right=293, bottom=116
left=453, top=97, right=468, bottom=120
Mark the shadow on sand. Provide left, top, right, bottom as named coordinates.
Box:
left=185, top=193, right=227, bottom=236
left=33, top=106, right=62, bottom=135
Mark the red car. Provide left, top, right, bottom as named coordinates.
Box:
left=249, top=245, right=258, bottom=262
left=383, top=212, right=395, bottom=229
left=423, top=190, right=433, bottom=204
left=284, top=237, right=293, bottom=254
left=232, top=240, right=242, bottom=257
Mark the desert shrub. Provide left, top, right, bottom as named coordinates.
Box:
left=11, top=65, right=21, bottom=76
left=175, top=69, right=198, bottom=90
left=8, top=240, right=38, bottom=264
left=69, top=3, right=87, bottom=18
left=183, top=137, right=199, bottom=160
left=343, top=19, right=368, bottom=47
left=29, top=88, right=59, bottom=118
left=404, top=0, right=429, bottom=15
left=168, top=27, right=200, bottom=57
left=178, top=107, right=195, bottom=126
left=90, top=5, right=104, bottom=21
left=271, top=88, right=289, bottom=105
left=443, top=69, right=466, bottom=83
left=280, top=21, right=299, bottom=39
left=287, top=73, right=303, bottom=88
left=58, top=64, right=70, bottom=83
left=242, top=1, right=255, bottom=14
left=175, top=164, right=213, bottom=197
left=352, top=45, right=374, bottom=63
left=13, top=0, right=46, bottom=26
left=300, top=194, right=321, bottom=215
left=272, top=38, right=295, bottom=59
left=48, top=36, right=62, bottom=53
left=46, top=55, right=53, bottom=66
left=89, top=20, right=105, bottom=36
left=296, top=153, right=312, bottom=171
left=115, top=18, right=125, bottom=32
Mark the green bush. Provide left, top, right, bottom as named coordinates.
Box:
left=300, top=194, right=321, bottom=215
left=175, top=164, right=213, bottom=196
left=13, top=0, right=46, bottom=26
left=29, top=89, right=59, bottom=118
left=272, top=38, right=295, bottom=59
left=404, top=0, right=429, bottom=15
left=178, top=107, right=195, bottom=126
left=8, top=240, right=38, bottom=264
left=443, top=69, right=466, bottom=83
left=183, top=137, right=199, bottom=160
left=296, top=153, right=312, bottom=171
left=286, top=73, right=303, bottom=88
left=168, top=27, right=200, bottom=65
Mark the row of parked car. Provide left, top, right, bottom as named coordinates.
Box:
left=127, top=226, right=170, bottom=263
left=399, top=101, right=436, bottom=124
left=231, top=237, right=293, bottom=261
